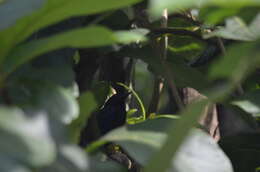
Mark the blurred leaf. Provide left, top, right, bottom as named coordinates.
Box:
left=3, top=26, right=146, bottom=75
left=89, top=155, right=126, bottom=172
left=40, top=145, right=89, bottom=172
left=34, top=83, right=79, bottom=124
left=0, top=156, right=31, bottom=172
left=8, top=81, right=79, bottom=124
left=143, top=101, right=208, bottom=172
left=171, top=129, right=233, bottom=172
left=69, top=92, right=98, bottom=143
left=0, top=107, right=55, bottom=167
left=232, top=90, right=260, bottom=115
left=209, top=40, right=260, bottom=82
left=0, top=0, right=142, bottom=63
left=114, top=29, right=148, bottom=44
left=199, top=7, right=241, bottom=25
left=102, top=117, right=233, bottom=172
left=204, top=17, right=255, bottom=41
left=0, top=0, right=45, bottom=30
left=102, top=118, right=170, bottom=165
left=149, top=0, right=260, bottom=18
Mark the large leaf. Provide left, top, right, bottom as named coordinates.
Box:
left=8, top=81, right=79, bottom=124
left=0, top=0, right=45, bottom=30
left=0, top=0, right=142, bottom=63
left=143, top=101, right=208, bottom=172
left=0, top=107, right=56, bottom=167
left=33, top=83, right=79, bottom=124
left=232, top=90, right=260, bottom=115
left=40, top=145, right=89, bottom=172
left=204, top=15, right=260, bottom=41
left=2, top=26, right=146, bottom=75
left=149, top=0, right=260, bottom=18
left=209, top=40, right=260, bottom=82
left=102, top=118, right=233, bottom=172
left=0, top=156, right=31, bottom=172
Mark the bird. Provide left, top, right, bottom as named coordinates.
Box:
left=97, top=92, right=130, bottom=135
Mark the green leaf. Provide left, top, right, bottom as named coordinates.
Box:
left=0, top=0, right=45, bottom=30
left=0, top=156, right=31, bottom=172
left=3, top=26, right=146, bottom=75
left=34, top=83, right=79, bottom=124
left=102, top=118, right=170, bottom=165
left=0, top=107, right=56, bottom=167
left=40, top=145, right=89, bottom=172
left=171, top=129, right=233, bottom=172
left=143, top=100, right=208, bottom=172
left=209, top=41, right=260, bottom=82
left=232, top=90, right=260, bottom=115
left=0, top=0, right=142, bottom=64
left=204, top=17, right=255, bottom=41
left=149, top=0, right=260, bottom=18
left=102, top=117, right=233, bottom=172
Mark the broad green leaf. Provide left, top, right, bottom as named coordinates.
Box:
left=204, top=17, right=255, bottom=41
left=0, top=0, right=45, bottom=30
left=143, top=101, right=208, bottom=172
left=102, top=117, right=233, bottom=172
left=0, top=156, right=31, bottom=172
left=149, top=0, right=260, bottom=18
left=0, top=0, right=142, bottom=64
left=232, top=90, right=260, bottom=115
left=9, top=81, right=79, bottom=124
left=40, top=145, right=89, bottom=172
left=34, top=83, right=79, bottom=124
left=2, top=26, right=146, bottom=75
left=199, top=7, right=241, bottom=25
left=171, top=129, right=233, bottom=172
left=102, top=118, right=170, bottom=165
left=209, top=41, right=260, bottom=82
left=0, top=107, right=56, bottom=167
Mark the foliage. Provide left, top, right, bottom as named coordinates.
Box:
left=1, top=0, right=260, bottom=172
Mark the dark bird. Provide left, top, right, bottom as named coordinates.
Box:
left=97, top=92, right=130, bottom=135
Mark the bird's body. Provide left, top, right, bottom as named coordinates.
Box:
left=97, top=92, right=129, bottom=135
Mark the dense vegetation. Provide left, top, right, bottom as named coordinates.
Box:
left=1, top=0, right=260, bottom=172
